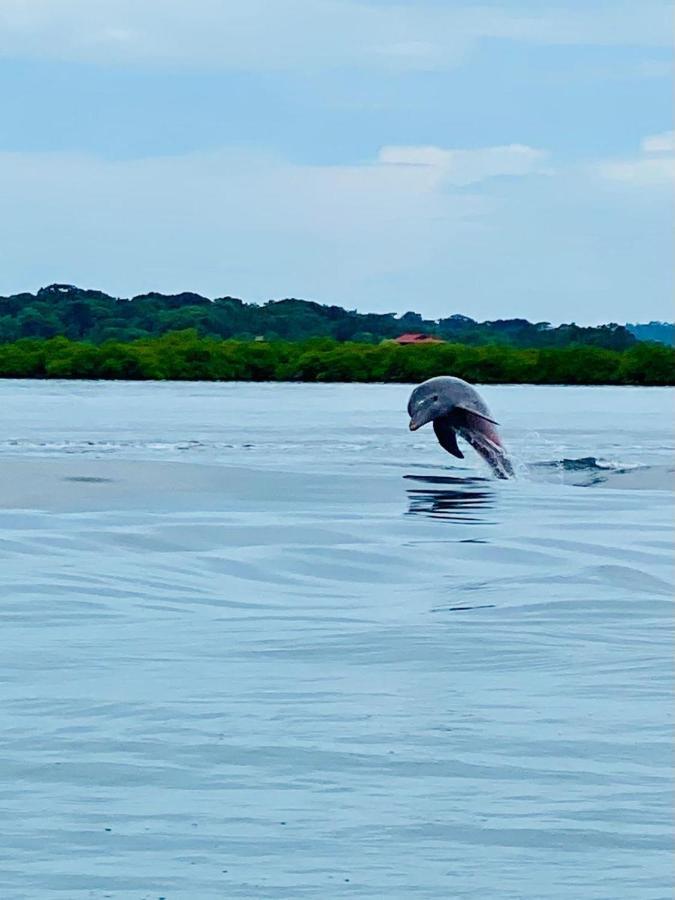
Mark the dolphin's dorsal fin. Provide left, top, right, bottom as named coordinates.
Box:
left=454, top=405, right=499, bottom=426
left=433, top=418, right=464, bottom=459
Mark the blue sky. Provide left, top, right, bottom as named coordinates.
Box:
left=0, top=0, right=672, bottom=322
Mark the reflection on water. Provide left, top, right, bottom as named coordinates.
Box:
left=404, top=473, right=495, bottom=523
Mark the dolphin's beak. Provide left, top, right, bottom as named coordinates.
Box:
left=408, top=408, right=432, bottom=431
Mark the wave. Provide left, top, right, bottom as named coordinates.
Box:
left=529, top=457, right=673, bottom=490
left=531, top=456, right=642, bottom=473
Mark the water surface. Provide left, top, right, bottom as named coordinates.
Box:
left=0, top=381, right=672, bottom=899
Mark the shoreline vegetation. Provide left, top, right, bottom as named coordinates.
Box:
left=1, top=284, right=672, bottom=384
left=0, top=332, right=672, bottom=385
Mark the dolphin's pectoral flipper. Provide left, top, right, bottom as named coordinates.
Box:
left=433, top=418, right=464, bottom=458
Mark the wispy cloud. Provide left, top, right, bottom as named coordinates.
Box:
left=378, top=144, right=547, bottom=186
left=597, top=130, right=675, bottom=185
left=641, top=130, right=675, bottom=154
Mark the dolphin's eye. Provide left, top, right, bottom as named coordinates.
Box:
left=432, top=394, right=438, bottom=401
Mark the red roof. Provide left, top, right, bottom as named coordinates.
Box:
left=394, top=333, right=444, bottom=345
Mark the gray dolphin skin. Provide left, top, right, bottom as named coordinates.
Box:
left=407, top=376, right=514, bottom=479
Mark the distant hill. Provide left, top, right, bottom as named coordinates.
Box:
left=0, top=283, right=639, bottom=350
left=626, top=321, right=674, bottom=346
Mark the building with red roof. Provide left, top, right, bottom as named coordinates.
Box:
left=393, top=333, right=444, bottom=345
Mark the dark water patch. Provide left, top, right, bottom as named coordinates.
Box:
left=432, top=604, right=497, bottom=612
left=63, top=476, right=115, bottom=484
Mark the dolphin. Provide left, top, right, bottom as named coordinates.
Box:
left=407, top=376, right=514, bottom=479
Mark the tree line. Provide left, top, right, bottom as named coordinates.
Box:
left=0, top=332, right=672, bottom=385
left=0, top=283, right=642, bottom=350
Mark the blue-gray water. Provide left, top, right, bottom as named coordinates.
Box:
left=0, top=381, right=672, bottom=900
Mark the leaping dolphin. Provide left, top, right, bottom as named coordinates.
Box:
left=407, top=376, right=514, bottom=479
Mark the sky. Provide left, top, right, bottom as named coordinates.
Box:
left=0, top=0, right=672, bottom=323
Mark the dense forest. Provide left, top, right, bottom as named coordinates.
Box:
left=0, top=332, right=672, bottom=385
left=0, top=283, right=648, bottom=350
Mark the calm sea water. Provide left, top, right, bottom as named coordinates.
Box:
left=0, top=381, right=672, bottom=900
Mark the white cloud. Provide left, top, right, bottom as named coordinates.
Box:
left=0, top=0, right=670, bottom=71
left=378, top=144, right=547, bottom=186
left=598, top=158, right=675, bottom=185
left=641, top=130, right=675, bottom=154
left=597, top=131, right=675, bottom=186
